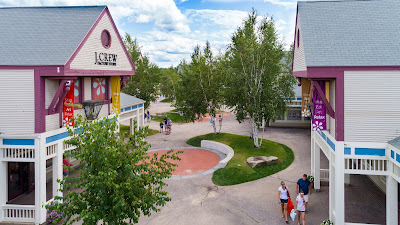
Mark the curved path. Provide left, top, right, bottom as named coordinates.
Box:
left=126, top=103, right=329, bottom=225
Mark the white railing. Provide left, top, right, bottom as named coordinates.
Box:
left=320, top=169, right=329, bottom=182
left=46, top=143, right=57, bottom=160
left=1, top=147, right=35, bottom=162
left=344, top=157, right=388, bottom=175
left=2, top=204, right=35, bottom=223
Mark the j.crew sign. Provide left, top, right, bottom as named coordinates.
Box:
left=95, top=52, right=117, bottom=66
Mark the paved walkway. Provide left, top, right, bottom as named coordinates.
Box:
left=129, top=104, right=331, bottom=225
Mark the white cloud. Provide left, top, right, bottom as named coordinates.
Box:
left=263, top=0, right=297, bottom=8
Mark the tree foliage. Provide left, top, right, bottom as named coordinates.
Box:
left=46, top=116, right=181, bottom=224
left=123, top=34, right=160, bottom=109
left=174, top=42, right=224, bottom=133
left=224, top=10, right=295, bottom=147
left=159, top=67, right=179, bottom=99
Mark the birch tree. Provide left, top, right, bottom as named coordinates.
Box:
left=175, top=42, right=224, bottom=134
left=224, top=10, right=295, bottom=147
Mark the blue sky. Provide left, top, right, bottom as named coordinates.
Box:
left=0, top=0, right=299, bottom=67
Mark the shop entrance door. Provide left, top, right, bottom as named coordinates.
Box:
left=8, top=162, right=34, bottom=201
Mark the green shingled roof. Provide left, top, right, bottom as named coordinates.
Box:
left=0, top=6, right=105, bottom=66
left=298, top=0, right=400, bottom=67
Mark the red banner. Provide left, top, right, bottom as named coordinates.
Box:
left=63, top=81, right=74, bottom=127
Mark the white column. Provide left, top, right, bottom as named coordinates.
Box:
left=344, top=174, right=351, bottom=185
left=311, top=131, right=315, bottom=177
left=334, top=141, right=345, bottom=225
left=313, top=140, right=321, bottom=191
left=141, top=108, right=144, bottom=127
left=136, top=108, right=140, bottom=129
left=35, top=136, right=47, bottom=225
left=386, top=170, right=398, bottom=225
left=329, top=156, right=335, bottom=221
left=52, top=143, right=63, bottom=198
left=0, top=161, right=7, bottom=222
left=130, top=118, right=134, bottom=134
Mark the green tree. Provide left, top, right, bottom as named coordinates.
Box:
left=46, top=116, right=181, bottom=224
left=159, top=67, right=179, bottom=99
left=175, top=42, right=224, bottom=133
left=224, top=10, right=295, bottom=147
left=123, top=34, right=160, bottom=109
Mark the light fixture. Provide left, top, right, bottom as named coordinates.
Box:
left=83, top=100, right=104, bottom=120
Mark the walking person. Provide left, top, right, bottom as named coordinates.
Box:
left=163, top=116, right=168, bottom=132
left=159, top=121, right=164, bottom=133
left=296, top=174, right=312, bottom=212
left=147, top=111, right=151, bottom=123
left=278, top=181, right=290, bottom=223
left=63, top=156, right=70, bottom=177
left=295, top=190, right=307, bottom=225
left=167, top=118, right=172, bottom=134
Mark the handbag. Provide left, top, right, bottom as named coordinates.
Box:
left=287, top=197, right=294, bottom=215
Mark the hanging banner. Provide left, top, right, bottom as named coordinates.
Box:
left=63, top=80, right=75, bottom=127
left=312, top=81, right=326, bottom=131
left=301, top=78, right=312, bottom=118
left=111, top=76, right=121, bottom=114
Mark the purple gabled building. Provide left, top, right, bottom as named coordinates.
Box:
left=293, top=0, right=400, bottom=224
left=0, top=6, right=142, bottom=224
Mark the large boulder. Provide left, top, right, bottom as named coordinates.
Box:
left=247, top=156, right=279, bottom=168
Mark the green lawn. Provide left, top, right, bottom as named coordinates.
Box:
left=119, top=124, right=159, bottom=136
left=160, top=98, right=173, bottom=103
left=186, top=133, right=294, bottom=186
left=151, top=112, right=191, bottom=123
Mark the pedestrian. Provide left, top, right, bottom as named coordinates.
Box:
left=295, top=190, right=307, bottom=225
left=296, top=174, right=312, bottom=212
left=218, top=114, right=223, bottom=126
left=167, top=118, right=172, bottom=134
left=159, top=121, right=164, bottom=133
left=163, top=116, right=168, bottom=131
left=278, top=181, right=290, bottom=223
left=147, top=111, right=151, bottom=122
left=144, top=113, right=147, bottom=122
left=63, top=156, right=70, bottom=177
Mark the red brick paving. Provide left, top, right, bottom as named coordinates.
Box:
left=147, top=149, right=220, bottom=176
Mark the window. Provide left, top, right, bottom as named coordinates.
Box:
left=297, top=29, right=300, bottom=48
left=101, top=30, right=111, bottom=48
left=287, top=110, right=301, bottom=120
left=92, top=77, right=106, bottom=100
left=74, top=79, right=81, bottom=103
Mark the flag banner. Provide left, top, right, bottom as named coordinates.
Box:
left=312, top=81, right=326, bottom=131
left=301, top=78, right=312, bottom=117
left=111, top=76, right=121, bottom=114
left=63, top=80, right=74, bottom=127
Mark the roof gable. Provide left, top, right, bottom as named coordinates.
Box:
left=0, top=6, right=105, bottom=66
left=66, top=8, right=134, bottom=72
left=298, top=0, right=400, bottom=67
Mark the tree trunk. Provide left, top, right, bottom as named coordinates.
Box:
left=250, top=118, right=260, bottom=148
left=212, top=120, right=217, bottom=134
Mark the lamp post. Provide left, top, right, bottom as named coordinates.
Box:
left=82, top=100, right=104, bottom=120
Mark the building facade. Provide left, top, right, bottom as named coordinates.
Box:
left=293, top=1, right=399, bottom=224
left=0, top=6, right=141, bottom=224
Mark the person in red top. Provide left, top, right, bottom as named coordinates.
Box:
left=63, top=156, right=70, bottom=177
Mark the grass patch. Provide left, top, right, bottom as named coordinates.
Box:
left=151, top=112, right=191, bottom=123
left=120, top=124, right=158, bottom=137
left=160, top=98, right=173, bottom=103
left=186, top=133, right=294, bottom=186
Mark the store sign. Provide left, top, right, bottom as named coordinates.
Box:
left=95, top=52, right=117, bottom=66
left=63, top=81, right=75, bottom=127
left=312, top=81, right=326, bottom=131
left=110, top=76, right=121, bottom=114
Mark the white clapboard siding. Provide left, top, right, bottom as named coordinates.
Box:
left=98, top=104, right=109, bottom=118
left=45, top=79, right=59, bottom=108
left=69, top=13, right=133, bottom=71
left=46, top=114, right=59, bottom=131
left=74, top=109, right=85, bottom=118
left=344, top=71, right=400, bottom=142
left=0, top=70, right=35, bottom=134
left=84, top=77, right=91, bottom=101
left=293, top=15, right=307, bottom=72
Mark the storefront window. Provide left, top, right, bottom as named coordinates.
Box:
left=287, top=110, right=301, bottom=120
left=92, top=77, right=106, bottom=100
left=74, top=79, right=81, bottom=103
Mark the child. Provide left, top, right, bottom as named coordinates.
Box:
left=159, top=122, right=164, bottom=133
left=295, top=190, right=307, bottom=225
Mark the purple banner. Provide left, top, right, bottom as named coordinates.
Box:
left=312, top=81, right=326, bottom=131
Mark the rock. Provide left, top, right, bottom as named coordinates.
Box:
left=246, top=156, right=279, bottom=168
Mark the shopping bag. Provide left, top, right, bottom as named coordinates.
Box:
left=287, top=198, right=294, bottom=213
left=290, top=209, right=296, bottom=221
